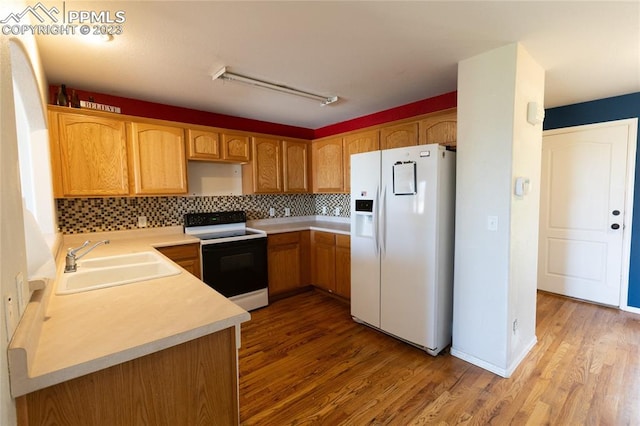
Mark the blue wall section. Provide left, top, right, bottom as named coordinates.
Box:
left=544, top=92, right=640, bottom=308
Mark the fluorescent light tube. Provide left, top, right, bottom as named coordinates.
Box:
left=212, top=67, right=338, bottom=106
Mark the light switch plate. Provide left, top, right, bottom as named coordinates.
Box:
left=4, top=295, right=16, bottom=342
left=487, top=216, right=498, bottom=231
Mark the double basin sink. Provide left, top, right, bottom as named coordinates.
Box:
left=57, top=251, right=181, bottom=295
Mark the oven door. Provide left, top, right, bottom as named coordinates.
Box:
left=201, top=238, right=267, bottom=298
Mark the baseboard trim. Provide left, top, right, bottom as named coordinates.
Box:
left=451, top=336, right=537, bottom=378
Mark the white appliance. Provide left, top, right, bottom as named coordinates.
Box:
left=184, top=211, right=268, bottom=311
left=350, top=144, right=455, bottom=355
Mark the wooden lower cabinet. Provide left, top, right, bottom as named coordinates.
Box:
left=156, top=243, right=201, bottom=279
left=17, top=328, right=239, bottom=426
left=310, top=231, right=350, bottom=299
left=267, top=231, right=310, bottom=298
left=335, top=234, right=351, bottom=299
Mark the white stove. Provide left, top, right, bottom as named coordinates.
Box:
left=184, top=211, right=268, bottom=311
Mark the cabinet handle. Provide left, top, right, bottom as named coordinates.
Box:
left=612, top=210, right=621, bottom=216
left=611, top=223, right=621, bottom=230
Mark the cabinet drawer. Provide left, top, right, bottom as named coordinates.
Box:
left=335, top=234, right=350, bottom=248
left=312, top=231, right=335, bottom=245
left=156, top=243, right=200, bottom=261
left=268, top=232, right=300, bottom=246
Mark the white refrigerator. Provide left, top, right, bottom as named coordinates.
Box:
left=350, top=144, right=455, bottom=355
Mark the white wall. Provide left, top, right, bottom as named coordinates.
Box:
left=0, top=1, right=49, bottom=423
left=187, top=162, right=243, bottom=195
left=508, top=47, right=545, bottom=367
left=452, top=43, right=544, bottom=377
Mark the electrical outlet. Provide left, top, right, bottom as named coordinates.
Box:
left=334, top=207, right=341, bottom=216
left=269, top=207, right=275, bottom=217
left=322, top=206, right=327, bottom=215
left=284, top=207, right=291, bottom=217
left=137, top=215, right=147, bottom=228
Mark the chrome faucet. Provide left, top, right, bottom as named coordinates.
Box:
left=64, top=240, right=110, bottom=273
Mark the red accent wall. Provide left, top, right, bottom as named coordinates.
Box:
left=314, top=91, right=457, bottom=139
left=49, top=86, right=456, bottom=140
left=48, top=86, right=314, bottom=139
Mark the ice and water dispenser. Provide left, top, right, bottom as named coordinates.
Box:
left=354, top=199, right=374, bottom=238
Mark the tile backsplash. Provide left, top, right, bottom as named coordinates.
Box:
left=57, top=193, right=350, bottom=234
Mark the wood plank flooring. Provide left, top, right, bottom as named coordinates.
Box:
left=238, top=290, right=640, bottom=425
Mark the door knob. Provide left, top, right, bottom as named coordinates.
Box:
left=611, top=223, right=621, bottom=230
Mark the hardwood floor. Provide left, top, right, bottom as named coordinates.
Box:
left=238, top=290, right=640, bottom=425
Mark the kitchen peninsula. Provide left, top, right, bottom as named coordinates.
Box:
left=9, top=227, right=249, bottom=425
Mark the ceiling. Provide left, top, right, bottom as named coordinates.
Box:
left=32, top=1, right=639, bottom=129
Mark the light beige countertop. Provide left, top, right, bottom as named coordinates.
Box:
left=9, top=226, right=250, bottom=397
left=248, top=215, right=350, bottom=235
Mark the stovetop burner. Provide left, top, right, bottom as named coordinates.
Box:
left=184, top=211, right=266, bottom=245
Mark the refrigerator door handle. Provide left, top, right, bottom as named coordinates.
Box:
left=373, top=185, right=380, bottom=254
left=380, top=184, right=387, bottom=257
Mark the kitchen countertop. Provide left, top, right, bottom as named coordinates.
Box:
left=8, top=226, right=250, bottom=397
left=248, top=215, right=350, bottom=235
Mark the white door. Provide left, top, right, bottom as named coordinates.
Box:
left=538, top=120, right=635, bottom=306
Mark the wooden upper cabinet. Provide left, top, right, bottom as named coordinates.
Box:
left=186, top=128, right=220, bottom=161
left=283, top=140, right=309, bottom=193
left=50, top=109, right=129, bottom=197
left=342, top=130, right=380, bottom=192
left=127, top=122, right=188, bottom=195
left=420, top=109, right=457, bottom=148
left=247, top=136, right=282, bottom=193
left=186, top=127, right=251, bottom=163
left=312, top=137, right=344, bottom=193
left=380, top=122, right=419, bottom=150
left=243, top=137, right=309, bottom=194
left=221, top=132, right=251, bottom=163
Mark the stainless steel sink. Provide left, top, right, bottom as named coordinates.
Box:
left=57, top=251, right=181, bottom=294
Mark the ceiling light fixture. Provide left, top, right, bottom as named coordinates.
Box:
left=212, top=67, right=338, bottom=106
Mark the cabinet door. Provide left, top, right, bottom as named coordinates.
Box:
left=380, top=122, right=419, bottom=150
left=186, top=128, right=220, bottom=161
left=222, top=133, right=251, bottom=162
left=128, top=122, right=188, bottom=195
left=18, top=329, right=238, bottom=426
left=342, top=130, right=379, bottom=192
left=311, top=231, right=336, bottom=293
left=267, top=232, right=302, bottom=297
left=420, top=109, right=457, bottom=148
left=52, top=111, right=129, bottom=197
left=283, top=140, right=309, bottom=193
left=335, top=234, right=351, bottom=299
left=250, top=137, right=282, bottom=193
left=312, top=138, right=344, bottom=193
left=156, top=243, right=201, bottom=279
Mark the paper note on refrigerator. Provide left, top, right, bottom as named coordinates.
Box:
left=392, top=162, right=416, bottom=195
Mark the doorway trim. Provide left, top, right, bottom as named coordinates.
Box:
left=542, top=118, right=638, bottom=313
